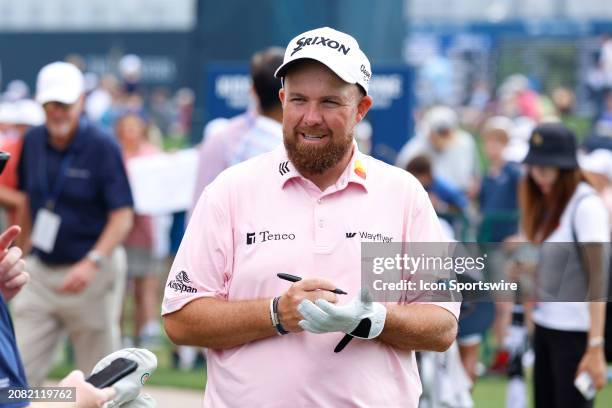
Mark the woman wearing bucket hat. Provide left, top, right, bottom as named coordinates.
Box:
left=519, top=122, right=610, bottom=407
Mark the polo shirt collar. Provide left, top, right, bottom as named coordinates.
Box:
left=275, top=140, right=369, bottom=192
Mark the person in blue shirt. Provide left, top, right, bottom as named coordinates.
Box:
left=478, top=117, right=522, bottom=243
left=405, top=154, right=468, bottom=215
left=12, top=62, right=134, bottom=387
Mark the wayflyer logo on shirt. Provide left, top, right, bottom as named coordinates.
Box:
left=346, top=230, right=393, bottom=243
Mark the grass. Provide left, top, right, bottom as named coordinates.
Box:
left=49, top=346, right=205, bottom=389
left=473, top=375, right=612, bottom=408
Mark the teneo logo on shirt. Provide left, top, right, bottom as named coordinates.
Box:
left=291, top=36, right=351, bottom=57
left=246, top=230, right=296, bottom=245
left=167, top=270, right=197, bottom=293
left=346, top=231, right=393, bottom=243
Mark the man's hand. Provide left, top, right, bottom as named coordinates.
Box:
left=58, top=370, right=115, bottom=408
left=576, top=346, right=607, bottom=390
left=298, top=288, right=387, bottom=339
left=0, top=225, right=29, bottom=301
left=277, top=278, right=338, bottom=332
left=58, top=258, right=99, bottom=294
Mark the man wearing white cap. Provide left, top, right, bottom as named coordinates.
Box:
left=163, top=27, right=459, bottom=407
left=396, top=105, right=480, bottom=196
left=11, top=62, right=134, bottom=387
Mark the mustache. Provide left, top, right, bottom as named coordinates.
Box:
left=294, top=127, right=329, bottom=135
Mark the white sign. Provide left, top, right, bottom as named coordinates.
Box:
left=127, top=148, right=198, bottom=215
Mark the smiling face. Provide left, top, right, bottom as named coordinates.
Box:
left=279, top=60, right=372, bottom=175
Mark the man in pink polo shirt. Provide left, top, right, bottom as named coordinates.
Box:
left=163, top=27, right=459, bottom=407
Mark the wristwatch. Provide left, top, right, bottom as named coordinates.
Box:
left=588, top=336, right=604, bottom=348
left=86, top=250, right=105, bottom=268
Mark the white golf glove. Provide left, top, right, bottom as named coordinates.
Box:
left=90, top=348, right=157, bottom=408
left=298, top=288, right=386, bottom=339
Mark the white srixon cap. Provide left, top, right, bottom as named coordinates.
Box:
left=35, top=62, right=84, bottom=105
left=275, top=27, right=371, bottom=94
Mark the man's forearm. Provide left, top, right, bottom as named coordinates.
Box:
left=588, top=302, right=606, bottom=340
left=378, top=304, right=457, bottom=352
left=164, top=297, right=277, bottom=349
left=92, top=207, right=133, bottom=256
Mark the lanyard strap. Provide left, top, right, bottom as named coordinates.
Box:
left=41, top=151, right=74, bottom=211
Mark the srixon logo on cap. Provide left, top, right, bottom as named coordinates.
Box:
left=291, top=36, right=351, bottom=57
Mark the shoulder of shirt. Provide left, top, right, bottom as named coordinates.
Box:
left=454, top=129, right=476, bottom=146
left=564, top=183, right=608, bottom=222
left=573, top=182, right=604, bottom=207
left=23, top=124, right=45, bottom=143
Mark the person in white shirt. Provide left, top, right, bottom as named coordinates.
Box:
left=519, top=122, right=609, bottom=408
left=395, top=106, right=479, bottom=196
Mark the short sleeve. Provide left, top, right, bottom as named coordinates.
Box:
left=575, top=195, right=610, bottom=242
left=100, top=140, right=133, bottom=211
left=407, top=182, right=461, bottom=320
left=162, top=180, right=234, bottom=315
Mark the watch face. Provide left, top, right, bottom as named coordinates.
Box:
left=88, top=251, right=103, bottom=266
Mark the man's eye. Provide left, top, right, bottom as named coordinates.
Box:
left=291, top=97, right=305, bottom=103
left=323, top=100, right=339, bottom=106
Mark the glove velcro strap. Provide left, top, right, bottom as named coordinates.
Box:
left=334, top=318, right=373, bottom=353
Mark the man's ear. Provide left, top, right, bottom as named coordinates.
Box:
left=279, top=88, right=286, bottom=106
left=356, top=95, right=373, bottom=122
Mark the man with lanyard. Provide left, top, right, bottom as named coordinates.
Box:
left=163, top=27, right=459, bottom=407
left=0, top=225, right=118, bottom=407
left=13, top=62, right=134, bottom=387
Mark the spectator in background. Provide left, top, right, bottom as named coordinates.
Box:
left=148, top=87, right=174, bottom=136
left=13, top=62, right=134, bottom=386
left=396, top=105, right=480, bottom=198
left=172, top=88, right=195, bottom=143
left=498, top=74, right=542, bottom=121
left=477, top=116, right=524, bottom=383
left=551, top=86, right=590, bottom=141
left=3, top=80, right=30, bottom=103
left=405, top=154, right=468, bottom=216
left=354, top=120, right=372, bottom=155
left=226, top=48, right=284, bottom=165
left=0, top=100, right=45, bottom=247
left=478, top=116, right=522, bottom=243
left=85, top=74, right=120, bottom=124
left=118, top=54, right=142, bottom=95
left=115, top=112, right=163, bottom=348
left=519, top=123, right=609, bottom=408
left=580, top=148, right=612, bottom=362
left=191, top=47, right=285, bottom=207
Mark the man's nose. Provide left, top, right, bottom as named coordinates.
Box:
left=303, top=103, right=323, bottom=126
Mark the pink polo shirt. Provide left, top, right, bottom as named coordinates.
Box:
left=163, top=143, right=460, bottom=408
